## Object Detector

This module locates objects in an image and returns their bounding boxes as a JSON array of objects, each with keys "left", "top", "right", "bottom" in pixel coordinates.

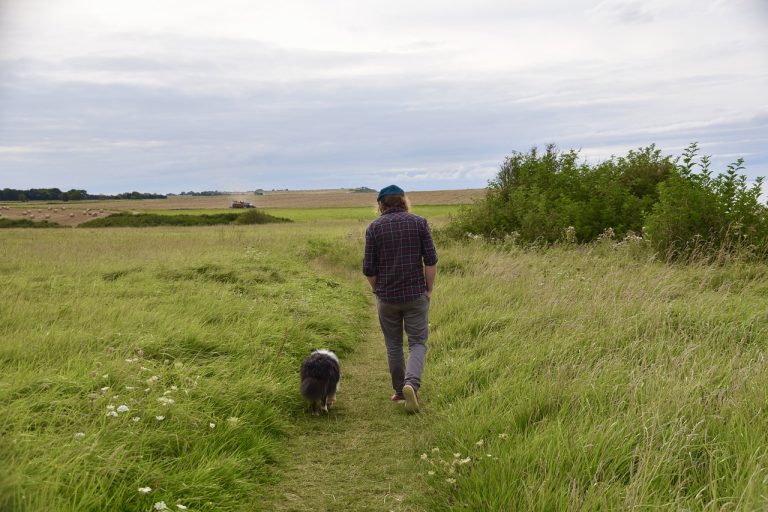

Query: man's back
[{"left": 363, "top": 207, "right": 437, "bottom": 303}]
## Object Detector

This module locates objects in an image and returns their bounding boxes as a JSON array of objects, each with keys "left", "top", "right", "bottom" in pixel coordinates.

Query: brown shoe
[
  {"left": 403, "top": 384, "right": 419, "bottom": 413},
  {"left": 391, "top": 393, "right": 405, "bottom": 403}
]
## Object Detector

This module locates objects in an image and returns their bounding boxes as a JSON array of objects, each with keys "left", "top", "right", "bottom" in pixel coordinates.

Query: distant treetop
[{"left": 0, "top": 188, "right": 166, "bottom": 201}]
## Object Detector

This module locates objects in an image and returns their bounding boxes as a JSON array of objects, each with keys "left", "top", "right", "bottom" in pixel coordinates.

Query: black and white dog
[{"left": 300, "top": 349, "right": 341, "bottom": 415}]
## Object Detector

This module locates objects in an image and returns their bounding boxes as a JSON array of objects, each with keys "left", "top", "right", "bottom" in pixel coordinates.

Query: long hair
[{"left": 377, "top": 194, "right": 410, "bottom": 213}]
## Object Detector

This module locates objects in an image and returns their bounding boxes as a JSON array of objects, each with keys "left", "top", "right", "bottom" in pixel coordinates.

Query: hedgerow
[
  {"left": 79, "top": 210, "right": 291, "bottom": 228},
  {"left": 445, "top": 143, "right": 768, "bottom": 260}
]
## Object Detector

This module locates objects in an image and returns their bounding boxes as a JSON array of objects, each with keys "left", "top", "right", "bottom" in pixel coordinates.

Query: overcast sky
[{"left": 1, "top": 0, "right": 766, "bottom": 194}]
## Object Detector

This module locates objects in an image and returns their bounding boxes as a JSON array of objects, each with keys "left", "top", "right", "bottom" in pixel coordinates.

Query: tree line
[{"left": 0, "top": 188, "right": 167, "bottom": 201}]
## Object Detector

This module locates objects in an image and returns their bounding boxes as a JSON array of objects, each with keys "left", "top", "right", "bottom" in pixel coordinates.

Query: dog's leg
[
  {"left": 321, "top": 395, "right": 329, "bottom": 413},
  {"left": 327, "top": 393, "right": 336, "bottom": 408},
  {"left": 311, "top": 402, "right": 319, "bottom": 416}
]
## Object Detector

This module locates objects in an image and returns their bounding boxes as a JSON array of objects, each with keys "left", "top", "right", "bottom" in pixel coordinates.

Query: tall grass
[
  {"left": 0, "top": 224, "right": 368, "bottom": 511},
  {"left": 313, "top": 232, "right": 768, "bottom": 510},
  {"left": 4, "top": 217, "right": 768, "bottom": 510}
]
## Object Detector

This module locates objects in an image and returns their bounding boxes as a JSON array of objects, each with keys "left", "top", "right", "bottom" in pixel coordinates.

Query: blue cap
[{"left": 377, "top": 184, "right": 405, "bottom": 202}]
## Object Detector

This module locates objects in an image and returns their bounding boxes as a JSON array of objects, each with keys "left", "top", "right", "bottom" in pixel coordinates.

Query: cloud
[
  {"left": 591, "top": 0, "right": 655, "bottom": 23},
  {"left": 0, "top": 1, "right": 766, "bottom": 193}
]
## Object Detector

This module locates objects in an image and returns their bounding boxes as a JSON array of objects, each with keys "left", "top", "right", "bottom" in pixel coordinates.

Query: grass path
[{"left": 263, "top": 304, "right": 432, "bottom": 512}]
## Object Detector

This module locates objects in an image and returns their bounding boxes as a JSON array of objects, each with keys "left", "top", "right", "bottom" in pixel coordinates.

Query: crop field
[
  {"left": 3, "top": 195, "right": 768, "bottom": 511},
  {"left": 0, "top": 189, "right": 482, "bottom": 227}
]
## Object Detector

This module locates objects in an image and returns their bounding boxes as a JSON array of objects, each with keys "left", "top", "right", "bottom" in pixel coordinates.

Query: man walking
[{"left": 363, "top": 185, "right": 438, "bottom": 413}]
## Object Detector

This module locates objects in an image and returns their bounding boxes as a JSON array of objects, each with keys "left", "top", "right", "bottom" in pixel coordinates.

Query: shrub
[
  {"left": 645, "top": 144, "right": 768, "bottom": 261},
  {"left": 445, "top": 143, "right": 768, "bottom": 261},
  {"left": 445, "top": 144, "right": 674, "bottom": 243}
]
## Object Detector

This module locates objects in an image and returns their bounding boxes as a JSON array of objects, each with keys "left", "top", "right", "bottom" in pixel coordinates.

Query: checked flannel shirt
[{"left": 363, "top": 207, "right": 438, "bottom": 303}]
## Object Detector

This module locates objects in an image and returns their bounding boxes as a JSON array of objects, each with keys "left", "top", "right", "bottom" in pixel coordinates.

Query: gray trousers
[{"left": 377, "top": 294, "right": 430, "bottom": 393}]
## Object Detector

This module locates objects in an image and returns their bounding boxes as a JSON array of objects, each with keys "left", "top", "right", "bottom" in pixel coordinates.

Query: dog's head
[{"left": 310, "top": 348, "right": 339, "bottom": 364}]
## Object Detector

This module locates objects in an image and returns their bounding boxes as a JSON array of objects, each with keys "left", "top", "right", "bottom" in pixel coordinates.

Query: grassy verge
[
  {"left": 79, "top": 210, "right": 291, "bottom": 227},
  {"left": 0, "top": 224, "right": 367, "bottom": 511},
  {"left": 416, "top": 241, "right": 768, "bottom": 509}
]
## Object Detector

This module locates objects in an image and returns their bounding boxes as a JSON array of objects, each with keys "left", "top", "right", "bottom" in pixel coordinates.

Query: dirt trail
[{"left": 264, "top": 308, "right": 431, "bottom": 512}]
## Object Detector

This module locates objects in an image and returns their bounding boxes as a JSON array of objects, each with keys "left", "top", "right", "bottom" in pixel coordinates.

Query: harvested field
[{"left": 0, "top": 189, "right": 483, "bottom": 226}]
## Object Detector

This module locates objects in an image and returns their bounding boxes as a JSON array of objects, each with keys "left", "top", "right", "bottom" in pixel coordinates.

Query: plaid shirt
[{"left": 363, "top": 208, "right": 438, "bottom": 303}]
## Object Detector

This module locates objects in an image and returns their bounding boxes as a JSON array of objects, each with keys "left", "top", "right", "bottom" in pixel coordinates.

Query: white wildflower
[
  {"left": 102, "top": 374, "right": 109, "bottom": 379},
  {"left": 432, "top": 447, "right": 440, "bottom": 453},
  {"left": 453, "top": 453, "right": 461, "bottom": 458},
  {"left": 446, "top": 478, "right": 456, "bottom": 484},
  {"left": 117, "top": 405, "right": 129, "bottom": 413},
  {"left": 170, "top": 385, "right": 178, "bottom": 391},
  {"left": 156, "top": 416, "right": 165, "bottom": 421},
  {"left": 140, "top": 366, "right": 149, "bottom": 371},
  {"left": 176, "top": 505, "right": 188, "bottom": 510},
  {"left": 420, "top": 453, "right": 428, "bottom": 460},
  {"left": 146, "top": 375, "right": 159, "bottom": 385},
  {"left": 428, "top": 470, "right": 435, "bottom": 476},
  {"left": 476, "top": 439, "right": 484, "bottom": 447},
  {"left": 157, "top": 397, "right": 175, "bottom": 406},
  {"left": 227, "top": 416, "right": 240, "bottom": 426},
  {"left": 125, "top": 386, "right": 135, "bottom": 390},
  {"left": 100, "top": 387, "right": 110, "bottom": 393},
  {"left": 154, "top": 501, "right": 169, "bottom": 511},
  {"left": 163, "top": 390, "right": 173, "bottom": 396},
  {"left": 209, "top": 423, "right": 216, "bottom": 429},
  {"left": 131, "top": 417, "right": 141, "bottom": 422},
  {"left": 106, "top": 405, "right": 115, "bottom": 411},
  {"left": 74, "top": 432, "right": 85, "bottom": 439},
  {"left": 138, "top": 486, "right": 152, "bottom": 494},
  {"left": 498, "top": 433, "right": 509, "bottom": 440},
  {"left": 107, "top": 411, "right": 119, "bottom": 417},
  {"left": 459, "top": 457, "right": 471, "bottom": 465},
  {"left": 125, "top": 358, "right": 136, "bottom": 363}
]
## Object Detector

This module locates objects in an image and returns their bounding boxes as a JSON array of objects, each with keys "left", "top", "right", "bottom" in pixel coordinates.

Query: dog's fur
[{"left": 300, "top": 349, "right": 341, "bottom": 415}]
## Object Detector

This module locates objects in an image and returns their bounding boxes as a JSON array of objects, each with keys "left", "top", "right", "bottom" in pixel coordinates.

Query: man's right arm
[
  {"left": 420, "top": 218, "right": 438, "bottom": 298},
  {"left": 424, "top": 264, "right": 437, "bottom": 298}
]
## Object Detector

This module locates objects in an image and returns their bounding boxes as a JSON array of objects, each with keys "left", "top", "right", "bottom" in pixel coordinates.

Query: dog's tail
[{"left": 300, "top": 377, "right": 326, "bottom": 402}]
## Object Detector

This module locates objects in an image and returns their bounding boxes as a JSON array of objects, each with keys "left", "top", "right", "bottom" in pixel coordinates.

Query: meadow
[{"left": 2, "top": 201, "right": 768, "bottom": 511}]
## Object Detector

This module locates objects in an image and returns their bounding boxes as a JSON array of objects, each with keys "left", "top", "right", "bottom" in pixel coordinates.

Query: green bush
[
  {"left": 445, "top": 143, "right": 768, "bottom": 261},
  {"left": 645, "top": 144, "right": 768, "bottom": 261},
  {"left": 445, "top": 144, "right": 674, "bottom": 243}
]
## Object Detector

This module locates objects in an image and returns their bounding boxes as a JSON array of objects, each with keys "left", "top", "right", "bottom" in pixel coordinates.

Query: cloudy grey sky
[{"left": 1, "top": 0, "right": 766, "bottom": 194}]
